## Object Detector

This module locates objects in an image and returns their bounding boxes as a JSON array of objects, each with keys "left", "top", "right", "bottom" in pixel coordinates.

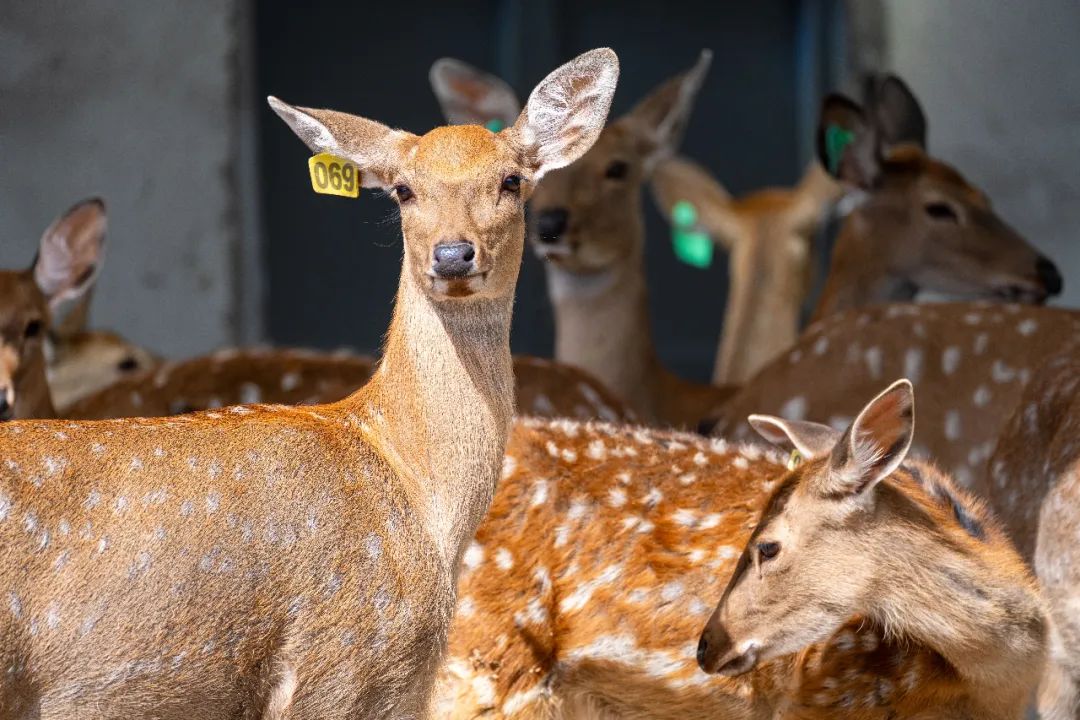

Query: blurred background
[{"left": 2, "top": 0, "right": 1078, "bottom": 381}]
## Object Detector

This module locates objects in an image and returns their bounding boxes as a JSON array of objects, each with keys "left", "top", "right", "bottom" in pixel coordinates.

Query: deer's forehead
[{"left": 408, "top": 125, "right": 513, "bottom": 182}]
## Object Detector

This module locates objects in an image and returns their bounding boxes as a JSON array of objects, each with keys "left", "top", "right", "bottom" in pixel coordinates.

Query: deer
[
  {"left": 63, "top": 349, "right": 633, "bottom": 424},
  {"left": 810, "top": 74, "right": 1060, "bottom": 320},
  {"left": 980, "top": 353, "right": 1080, "bottom": 719},
  {"left": 649, "top": 157, "right": 840, "bottom": 384},
  {"left": 710, "top": 302, "right": 1080, "bottom": 487},
  {"left": 0, "top": 46, "right": 619, "bottom": 717},
  {"left": 698, "top": 379, "right": 1046, "bottom": 719},
  {"left": 0, "top": 197, "right": 116, "bottom": 421},
  {"left": 431, "top": 51, "right": 737, "bottom": 429},
  {"left": 433, "top": 381, "right": 1044, "bottom": 718}
]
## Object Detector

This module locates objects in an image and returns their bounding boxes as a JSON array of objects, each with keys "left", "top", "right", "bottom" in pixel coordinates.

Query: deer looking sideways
[
  {"left": 0, "top": 47, "right": 619, "bottom": 718},
  {"left": 432, "top": 51, "right": 737, "bottom": 428},
  {"left": 436, "top": 381, "right": 1045, "bottom": 718}
]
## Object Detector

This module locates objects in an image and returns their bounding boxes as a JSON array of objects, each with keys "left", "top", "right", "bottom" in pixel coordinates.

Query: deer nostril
[
  {"left": 0, "top": 390, "right": 12, "bottom": 421},
  {"left": 536, "top": 208, "right": 569, "bottom": 243},
  {"left": 696, "top": 635, "right": 709, "bottom": 669},
  {"left": 432, "top": 242, "right": 477, "bottom": 279},
  {"left": 1036, "top": 256, "right": 1063, "bottom": 296}
]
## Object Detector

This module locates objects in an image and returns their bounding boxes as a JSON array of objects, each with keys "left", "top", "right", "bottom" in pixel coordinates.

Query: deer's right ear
[
  {"left": 816, "top": 94, "right": 879, "bottom": 188},
  {"left": 429, "top": 58, "right": 521, "bottom": 127},
  {"left": 33, "top": 198, "right": 107, "bottom": 311},
  {"left": 511, "top": 48, "right": 619, "bottom": 181},
  {"left": 866, "top": 74, "right": 926, "bottom": 150},
  {"left": 267, "top": 97, "right": 417, "bottom": 189},
  {"left": 748, "top": 415, "right": 841, "bottom": 461}
]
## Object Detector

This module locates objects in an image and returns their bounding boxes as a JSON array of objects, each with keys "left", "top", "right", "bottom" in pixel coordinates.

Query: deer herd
[{"left": 0, "top": 45, "right": 1076, "bottom": 719}]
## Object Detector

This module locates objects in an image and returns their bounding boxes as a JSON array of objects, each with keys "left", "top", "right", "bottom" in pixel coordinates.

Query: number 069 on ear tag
[{"left": 308, "top": 153, "right": 361, "bottom": 198}]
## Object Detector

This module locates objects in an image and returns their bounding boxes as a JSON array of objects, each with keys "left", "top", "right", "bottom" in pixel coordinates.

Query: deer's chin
[{"left": 428, "top": 272, "right": 490, "bottom": 300}]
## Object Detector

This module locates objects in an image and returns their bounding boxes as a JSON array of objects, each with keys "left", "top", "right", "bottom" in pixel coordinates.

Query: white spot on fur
[
  {"left": 1017, "top": 318, "right": 1038, "bottom": 336},
  {"left": 942, "top": 346, "right": 961, "bottom": 375},
  {"left": 864, "top": 347, "right": 883, "bottom": 379},
  {"left": 813, "top": 337, "right": 829, "bottom": 355},
  {"left": 972, "top": 385, "right": 992, "bottom": 407},
  {"left": 780, "top": 396, "right": 807, "bottom": 421},
  {"left": 463, "top": 542, "right": 484, "bottom": 570},
  {"left": 560, "top": 564, "right": 622, "bottom": 612},
  {"left": 903, "top": 348, "right": 923, "bottom": 382},
  {"left": 531, "top": 479, "right": 548, "bottom": 507},
  {"left": 280, "top": 372, "right": 301, "bottom": 392},
  {"left": 608, "top": 487, "right": 627, "bottom": 507},
  {"left": 944, "top": 410, "right": 962, "bottom": 440},
  {"left": 495, "top": 548, "right": 514, "bottom": 571},
  {"left": 501, "top": 455, "right": 516, "bottom": 479}
]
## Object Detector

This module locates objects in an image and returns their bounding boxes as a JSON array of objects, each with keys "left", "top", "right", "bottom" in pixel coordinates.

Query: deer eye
[
  {"left": 757, "top": 541, "right": 781, "bottom": 562},
  {"left": 117, "top": 357, "right": 140, "bottom": 372},
  {"left": 23, "top": 320, "right": 42, "bottom": 339},
  {"left": 501, "top": 174, "right": 523, "bottom": 194},
  {"left": 393, "top": 184, "right": 414, "bottom": 202},
  {"left": 604, "top": 160, "right": 629, "bottom": 180},
  {"left": 924, "top": 202, "right": 959, "bottom": 222}
]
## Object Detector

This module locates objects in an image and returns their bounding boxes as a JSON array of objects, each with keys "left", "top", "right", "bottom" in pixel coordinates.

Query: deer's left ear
[
  {"left": 429, "top": 58, "right": 521, "bottom": 127},
  {"left": 34, "top": 198, "right": 107, "bottom": 311},
  {"left": 817, "top": 379, "right": 915, "bottom": 498},
  {"left": 748, "top": 415, "right": 840, "bottom": 461}
]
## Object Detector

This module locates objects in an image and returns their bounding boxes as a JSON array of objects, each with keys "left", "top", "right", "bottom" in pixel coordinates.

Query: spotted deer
[
  {"left": 431, "top": 51, "right": 736, "bottom": 428},
  {"left": 811, "top": 74, "right": 1060, "bottom": 320},
  {"left": 649, "top": 157, "right": 840, "bottom": 384},
  {"left": 699, "top": 380, "right": 1046, "bottom": 719},
  {"left": 434, "top": 381, "right": 1043, "bottom": 718},
  {"left": 0, "top": 198, "right": 113, "bottom": 421},
  {"left": 64, "top": 350, "right": 632, "bottom": 424},
  {"left": 982, "top": 354, "right": 1080, "bottom": 719},
  {"left": 711, "top": 302, "right": 1080, "bottom": 487},
  {"left": 0, "top": 48, "right": 619, "bottom": 717}
]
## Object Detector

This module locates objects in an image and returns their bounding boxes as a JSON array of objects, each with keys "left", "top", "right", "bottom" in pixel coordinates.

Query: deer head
[
  {"left": 698, "top": 379, "right": 915, "bottom": 676},
  {"left": 271, "top": 48, "right": 618, "bottom": 305},
  {"left": 815, "top": 75, "right": 1061, "bottom": 317},
  {"left": 0, "top": 198, "right": 106, "bottom": 420}
]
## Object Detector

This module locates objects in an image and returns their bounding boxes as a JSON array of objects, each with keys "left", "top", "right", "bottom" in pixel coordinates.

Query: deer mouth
[
  {"left": 713, "top": 644, "right": 759, "bottom": 677},
  {"left": 429, "top": 271, "right": 490, "bottom": 299},
  {"left": 991, "top": 283, "right": 1049, "bottom": 305}
]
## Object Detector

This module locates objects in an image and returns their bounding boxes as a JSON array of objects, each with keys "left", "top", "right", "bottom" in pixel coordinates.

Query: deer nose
[
  {"left": 696, "top": 634, "right": 710, "bottom": 669},
  {"left": 432, "top": 241, "right": 476, "bottom": 279},
  {"left": 0, "top": 388, "right": 13, "bottom": 421},
  {"left": 536, "top": 208, "right": 569, "bottom": 243},
  {"left": 1036, "top": 256, "right": 1063, "bottom": 297}
]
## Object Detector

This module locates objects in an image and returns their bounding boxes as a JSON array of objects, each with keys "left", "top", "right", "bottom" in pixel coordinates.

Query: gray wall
[
  {"left": 0, "top": 0, "right": 259, "bottom": 357},
  {"left": 877, "top": 0, "right": 1080, "bottom": 307}
]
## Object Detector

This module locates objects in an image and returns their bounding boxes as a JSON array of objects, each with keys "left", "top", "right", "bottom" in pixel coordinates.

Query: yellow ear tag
[
  {"left": 308, "top": 153, "right": 361, "bottom": 198},
  {"left": 786, "top": 450, "right": 803, "bottom": 471}
]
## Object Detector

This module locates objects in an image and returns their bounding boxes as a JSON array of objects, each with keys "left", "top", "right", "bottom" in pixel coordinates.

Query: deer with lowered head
[
  {"left": 431, "top": 51, "right": 735, "bottom": 429},
  {"left": 698, "top": 379, "right": 1046, "bottom": 719},
  {"left": 0, "top": 47, "right": 619, "bottom": 717},
  {"left": 433, "top": 381, "right": 1042, "bottom": 718}
]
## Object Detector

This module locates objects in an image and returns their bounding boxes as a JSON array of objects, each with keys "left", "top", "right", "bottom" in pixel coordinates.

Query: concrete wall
[
  {"left": 877, "top": 0, "right": 1080, "bottom": 307},
  {"left": 0, "top": 0, "right": 258, "bottom": 357}
]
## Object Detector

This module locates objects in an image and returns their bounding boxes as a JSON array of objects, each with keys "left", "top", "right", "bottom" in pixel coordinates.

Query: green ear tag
[
  {"left": 824, "top": 125, "right": 855, "bottom": 175},
  {"left": 670, "top": 200, "right": 714, "bottom": 269},
  {"left": 484, "top": 119, "right": 506, "bottom": 132}
]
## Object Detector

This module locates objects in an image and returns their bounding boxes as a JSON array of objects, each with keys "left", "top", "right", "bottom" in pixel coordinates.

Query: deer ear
[
  {"left": 867, "top": 74, "right": 926, "bottom": 150},
  {"left": 818, "top": 379, "right": 915, "bottom": 498},
  {"left": 33, "top": 198, "right": 107, "bottom": 311},
  {"left": 510, "top": 48, "right": 619, "bottom": 181},
  {"left": 267, "top": 96, "right": 417, "bottom": 189},
  {"left": 816, "top": 93, "right": 880, "bottom": 188},
  {"left": 749, "top": 415, "right": 840, "bottom": 460},
  {"left": 649, "top": 155, "right": 744, "bottom": 251},
  {"left": 430, "top": 58, "right": 521, "bottom": 128},
  {"left": 620, "top": 49, "right": 712, "bottom": 171}
]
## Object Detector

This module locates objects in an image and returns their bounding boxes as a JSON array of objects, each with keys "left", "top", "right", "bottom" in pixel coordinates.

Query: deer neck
[
  {"left": 811, "top": 211, "right": 916, "bottom": 322},
  {"left": 15, "top": 356, "right": 56, "bottom": 419},
  {"left": 546, "top": 253, "right": 661, "bottom": 422},
  {"left": 864, "top": 485, "right": 1046, "bottom": 701},
  {"left": 358, "top": 270, "right": 515, "bottom": 566}
]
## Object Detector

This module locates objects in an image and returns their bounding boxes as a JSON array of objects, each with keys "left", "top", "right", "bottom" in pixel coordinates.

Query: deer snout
[
  {"left": 0, "top": 386, "right": 12, "bottom": 421},
  {"left": 432, "top": 241, "right": 477, "bottom": 279},
  {"left": 535, "top": 208, "right": 569, "bottom": 243},
  {"left": 1037, "top": 255, "right": 1063, "bottom": 298}
]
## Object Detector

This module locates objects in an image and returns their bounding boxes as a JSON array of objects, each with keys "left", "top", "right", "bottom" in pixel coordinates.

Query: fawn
[
  {"left": 711, "top": 302, "right": 1080, "bottom": 487},
  {"left": 983, "top": 353, "right": 1080, "bottom": 718},
  {"left": 432, "top": 51, "right": 735, "bottom": 428},
  {"left": 0, "top": 198, "right": 110, "bottom": 421},
  {"left": 0, "top": 47, "right": 618, "bottom": 717},
  {"left": 434, "top": 382, "right": 1042, "bottom": 718},
  {"left": 700, "top": 379, "right": 1045, "bottom": 719},
  {"left": 649, "top": 156, "right": 840, "bottom": 384},
  {"left": 812, "top": 74, "right": 1060, "bottom": 319}
]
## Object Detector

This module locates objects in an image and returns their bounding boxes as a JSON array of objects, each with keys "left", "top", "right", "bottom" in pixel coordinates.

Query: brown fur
[
  {"left": 65, "top": 350, "right": 633, "bottom": 425},
  {"left": 0, "top": 48, "right": 620, "bottom": 717},
  {"left": 712, "top": 302, "right": 1080, "bottom": 488},
  {"left": 701, "top": 382, "right": 1045, "bottom": 719},
  {"left": 650, "top": 159, "right": 840, "bottom": 384},
  {"left": 985, "top": 354, "right": 1080, "bottom": 718}
]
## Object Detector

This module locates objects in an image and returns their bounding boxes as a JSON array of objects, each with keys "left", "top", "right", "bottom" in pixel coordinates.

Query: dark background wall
[{"left": 255, "top": 0, "right": 830, "bottom": 381}]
